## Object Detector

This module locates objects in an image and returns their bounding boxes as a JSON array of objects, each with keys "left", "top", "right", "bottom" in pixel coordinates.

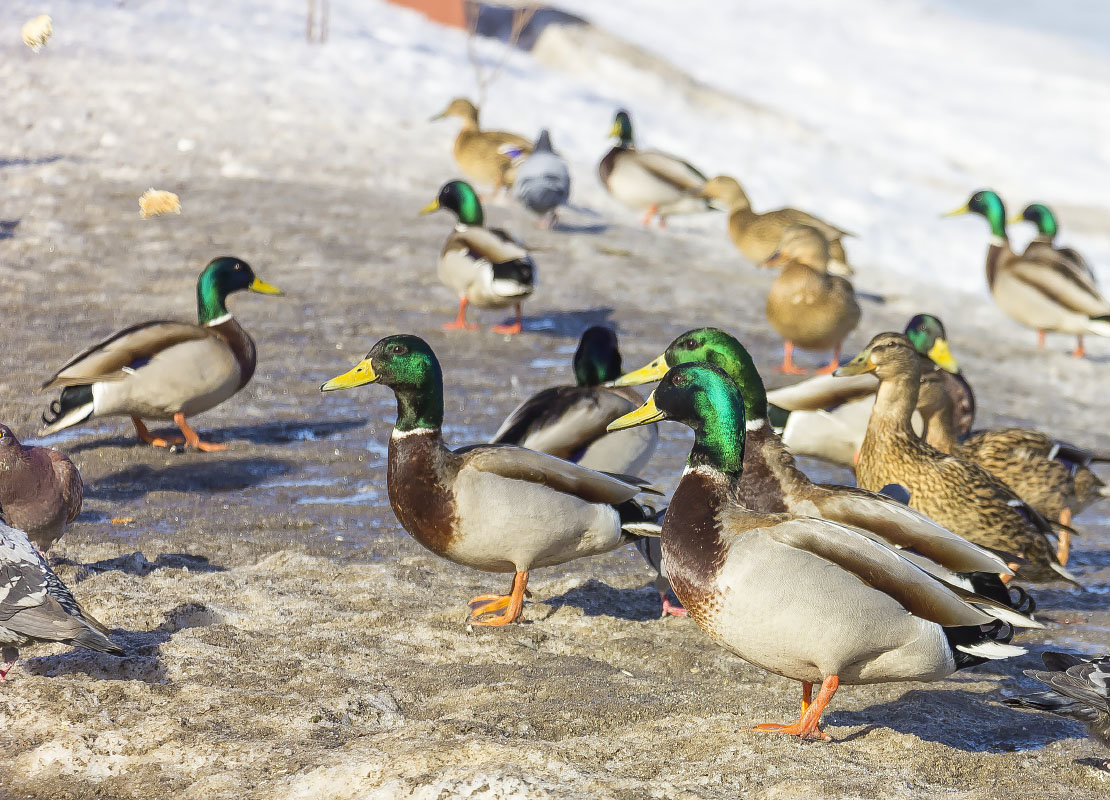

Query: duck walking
[
  {"left": 598, "top": 110, "right": 710, "bottom": 228},
  {"left": 0, "top": 425, "right": 82, "bottom": 553},
  {"left": 40, "top": 257, "right": 282, "bottom": 451},
  {"left": 321, "top": 335, "right": 657, "bottom": 626},
  {"left": 944, "top": 190, "right": 1110, "bottom": 357},
  {"left": 421, "top": 180, "right": 535, "bottom": 334},
  {"left": 607, "top": 362, "right": 1034, "bottom": 740}
]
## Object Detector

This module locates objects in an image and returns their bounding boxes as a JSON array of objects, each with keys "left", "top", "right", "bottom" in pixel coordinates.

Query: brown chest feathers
[
  {"left": 387, "top": 431, "right": 458, "bottom": 556},
  {"left": 663, "top": 470, "right": 730, "bottom": 621}
]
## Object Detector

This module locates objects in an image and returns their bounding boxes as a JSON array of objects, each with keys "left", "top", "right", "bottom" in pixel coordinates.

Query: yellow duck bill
[
  {"left": 941, "top": 203, "right": 970, "bottom": 218},
  {"left": 419, "top": 198, "right": 440, "bottom": 215},
  {"left": 833, "top": 349, "right": 876, "bottom": 376},
  {"left": 249, "top": 278, "right": 284, "bottom": 295},
  {"left": 928, "top": 338, "right": 960, "bottom": 373},
  {"left": 320, "top": 359, "right": 377, "bottom": 392},
  {"left": 607, "top": 392, "right": 665, "bottom": 431},
  {"left": 607, "top": 355, "right": 668, "bottom": 387}
]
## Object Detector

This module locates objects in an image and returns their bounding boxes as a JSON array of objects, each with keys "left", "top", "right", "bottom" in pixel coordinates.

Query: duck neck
[
  {"left": 872, "top": 369, "right": 920, "bottom": 439},
  {"left": 196, "top": 276, "right": 231, "bottom": 326},
  {"left": 393, "top": 370, "right": 445, "bottom": 434},
  {"left": 920, "top": 397, "right": 959, "bottom": 453},
  {"left": 689, "top": 406, "right": 746, "bottom": 479}
]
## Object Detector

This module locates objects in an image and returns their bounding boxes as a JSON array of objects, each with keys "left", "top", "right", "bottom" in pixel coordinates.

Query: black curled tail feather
[
  {"left": 947, "top": 620, "right": 1016, "bottom": 670},
  {"left": 966, "top": 573, "right": 1036, "bottom": 614},
  {"left": 41, "top": 384, "right": 93, "bottom": 427},
  {"left": 491, "top": 257, "right": 535, "bottom": 286},
  {"left": 616, "top": 500, "right": 663, "bottom": 543}
]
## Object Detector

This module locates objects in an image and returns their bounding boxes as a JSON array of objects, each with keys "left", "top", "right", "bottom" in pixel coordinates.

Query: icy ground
[{"left": 1, "top": 1, "right": 1109, "bottom": 798}]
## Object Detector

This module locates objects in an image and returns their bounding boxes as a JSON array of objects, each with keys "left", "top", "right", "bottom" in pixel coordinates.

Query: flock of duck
[{"left": 1, "top": 99, "right": 1108, "bottom": 752}]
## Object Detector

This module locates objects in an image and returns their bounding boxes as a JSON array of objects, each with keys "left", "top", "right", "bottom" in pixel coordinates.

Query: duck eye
[
  {"left": 672, "top": 373, "right": 689, "bottom": 387},
  {"left": 387, "top": 344, "right": 407, "bottom": 356},
  {"left": 681, "top": 339, "right": 696, "bottom": 350}
]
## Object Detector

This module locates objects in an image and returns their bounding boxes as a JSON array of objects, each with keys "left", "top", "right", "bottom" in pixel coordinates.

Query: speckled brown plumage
[
  {"left": 700, "top": 176, "right": 853, "bottom": 271},
  {"left": 917, "top": 373, "right": 1105, "bottom": 521},
  {"left": 432, "top": 98, "right": 532, "bottom": 191},
  {"left": 0, "top": 425, "right": 82, "bottom": 553},
  {"left": 853, "top": 334, "right": 1067, "bottom": 580}
]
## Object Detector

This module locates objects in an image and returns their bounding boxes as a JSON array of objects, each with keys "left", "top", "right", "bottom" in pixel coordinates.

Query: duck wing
[
  {"left": 454, "top": 443, "right": 649, "bottom": 504},
  {"left": 42, "top": 321, "right": 210, "bottom": 388},
  {"left": 491, "top": 386, "right": 637, "bottom": 460},
  {"left": 810, "top": 485, "right": 1011, "bottom": 575},
  {"left": 751, "top": 515, "right": 994, "bottom": 627},
  {"left": 634, "top": 150, "right": 708, "bottom": 192}
]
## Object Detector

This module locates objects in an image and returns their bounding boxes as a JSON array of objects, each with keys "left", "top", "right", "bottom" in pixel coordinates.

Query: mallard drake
[
  {"left": 916, "top": 373, "right": 1107, "bottom": 566},
  {"left": 1, "top": 521, "right": 123, "bottom": 680},
  {"left": 0, "top": 425, "right": 82, "bottom": 553},
  {"left": 767, "top": 314, "right": 974, "bottom": 468},
  {"left": 1004, "top": 651, "right": 1110, "bottom": 758},
  {"left": 598, "top": 109, "right": 710, "bottom": 228},
  {"left": 612, "top": 327, "right": 1028, "bottom": 617},
  {"left": 764, "top": 225, "right": 860, "bottom": 374},
  {"left": 839, "top": 333, "right": 1077, "bottom": 584},
  {"left": 491, "top": 326, "right": 658, "bottom": 475},
  {"left": 944, "top": 190, "right": 1110, "bottom": 357},
  {"left": 420, "top": 180, "right": 535, "bottom": 335},
  {"left": 320, "top": 334, "right": 658, "bottom": 626},
  {"left": 430, "top": 97, "right": 532, "bottom": 196},
  {"left": 512, "top": 129, "right": 571, "bottom": 228},
  {"left": 1012, "top": 203, "right": 1096, "bottom": 284},
  {"left": 40, "top": 257, "right": 282, "bottom": 451},
  {"left": 607, "top": 361, "right": 1034, "bottom": 740},
  {"left": 698, "top": 175, "right": 854, "bottom": 275}
]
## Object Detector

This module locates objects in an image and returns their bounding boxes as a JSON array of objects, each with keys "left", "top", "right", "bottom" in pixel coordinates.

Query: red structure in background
[{"left": 387, "top": 0, "right": 467, "bottom": 28}]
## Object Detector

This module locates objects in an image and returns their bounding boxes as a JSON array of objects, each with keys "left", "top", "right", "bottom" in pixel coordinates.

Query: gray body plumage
[
  {"left": 512, "top": 130, "right": 570, "bottom": 217},
  {"left": 0, "top": 521, "right": 122, "bottom": 668},
  {"left": 1006, "top": 651, "right": 1110, "bottom": 749}
]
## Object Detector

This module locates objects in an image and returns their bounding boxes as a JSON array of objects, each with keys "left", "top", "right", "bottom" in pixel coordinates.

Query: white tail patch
[
  {"left": 1087, "top": 318, "right": 1110, "bottom": 338},
  {"left": 967, "top": 602, "right": 1044, "bottom": 630},
  {"left": 956, "top": 641, "right": 1026, "bottom": 660},
  {"left": 622, "top": 522, "right": 662, "bottom": 538},
  {"left": 40, "top": 401, "right": 94, "bottom": 436}
]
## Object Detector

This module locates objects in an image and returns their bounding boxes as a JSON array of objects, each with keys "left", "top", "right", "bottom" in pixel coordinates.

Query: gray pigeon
[
  {"left": 1005, "top": 651, "right": 1110, "bottom": 756},
  {"left": 1, "top": 521, "right": 122, "bottom": 680},
  {"left": 512, "top": 129, "right": 571, "bottom": 227},
  {"left": 0, "top": 424, "right": 83, "bottom": 552}
]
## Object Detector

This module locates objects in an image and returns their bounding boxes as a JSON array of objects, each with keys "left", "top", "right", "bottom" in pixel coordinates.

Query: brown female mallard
[
  {"left": 431, "top": 97, "right": 532, "bottom": 196},
  {"left": 699, "top": 175, "right": 854, "bottom": 275},
  {"left": 839, "top": 332, "right": 1078, "bottom": 584},
  {"left": 764, "top": 225, "right": 860, "bottom": 374}
]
